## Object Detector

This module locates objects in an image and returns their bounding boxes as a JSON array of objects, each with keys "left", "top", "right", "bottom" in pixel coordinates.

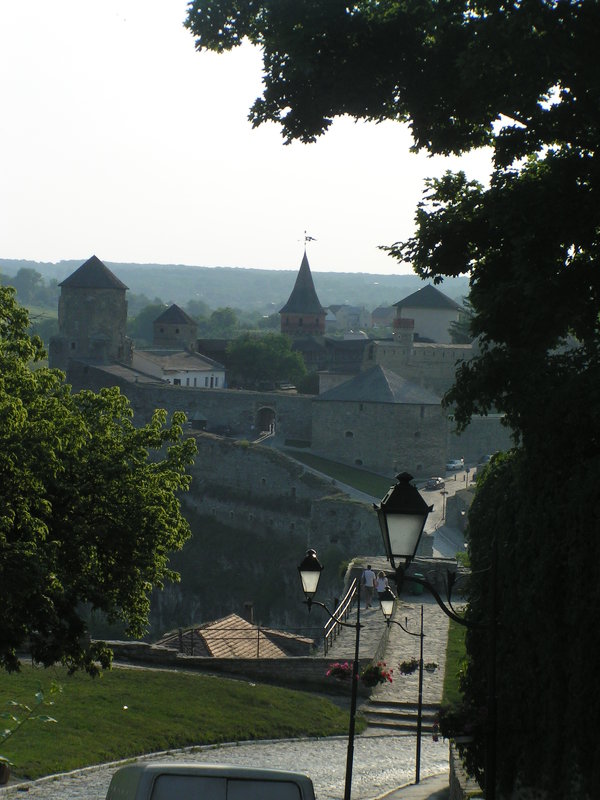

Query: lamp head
[
  {"left": 379, "top": 586, "right": 397, "bottom": 621},
  {"left": 374, "top": 472, "right": 433, "bottom": 570},
  {"left": 297, "top": 549, "right": 323, "bottom": 600}
]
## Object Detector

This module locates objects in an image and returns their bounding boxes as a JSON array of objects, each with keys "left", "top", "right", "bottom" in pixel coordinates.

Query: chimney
[{"left": 243, "top": 601, "right": 254, "bottom": 624}]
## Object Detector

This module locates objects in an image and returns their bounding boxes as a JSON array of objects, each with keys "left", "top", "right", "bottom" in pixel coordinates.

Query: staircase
[{"left": 361, "top": 698, "right": 440, "bottom": 734}]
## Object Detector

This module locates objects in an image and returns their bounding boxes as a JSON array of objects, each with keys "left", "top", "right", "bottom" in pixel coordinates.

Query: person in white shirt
[
  {"left": 362, "top": 565, "right": 376, "bottom": 608},
  {"left": 375, "top": 570, "right": 389, "bottom": 597}
]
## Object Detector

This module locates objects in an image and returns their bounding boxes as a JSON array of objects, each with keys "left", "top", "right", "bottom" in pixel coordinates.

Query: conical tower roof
[
  {"left": 59, "top": 255, "right": 128, "bottom": 290},
  {"left": 154, "top": 304, "right": 196, "bottom": 325},
  {"left": 279, "top": 251, "right": 325, "bottom": 315}
]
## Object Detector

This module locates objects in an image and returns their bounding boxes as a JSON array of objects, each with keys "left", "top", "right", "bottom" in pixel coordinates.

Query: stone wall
[
  {"left": 311, "top": 399, "right": 448, "bottom": 477},
  {"left": 448, "top": 414, "right": 513, "bottom": 464},
  {"left": 184, "top": 434, "right": 383, "bottom": 558},
  {"left": 65, "top": 362, "right": 313, "bottom": 440},
  {"left": 368, "top": 340, "right": 473, "bottom": 397},
  {"left": 106, "top": 639, "right": 373, "bottom": 697}
]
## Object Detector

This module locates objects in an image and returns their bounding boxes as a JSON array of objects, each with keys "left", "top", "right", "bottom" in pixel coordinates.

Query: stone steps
[{"left": 361, "top": 700, "right": 440, "bottom": 733}]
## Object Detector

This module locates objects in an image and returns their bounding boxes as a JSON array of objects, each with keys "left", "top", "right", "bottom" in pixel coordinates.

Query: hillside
[{"left": 0, "top": 257, "right": 470, "bottom": 312}]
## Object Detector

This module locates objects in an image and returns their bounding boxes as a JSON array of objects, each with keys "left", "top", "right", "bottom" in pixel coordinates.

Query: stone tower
[
  {"left": 279, "top": 250, "right": 326, "bottom": 336},
  {"left": 153, "top": 304, "right": 198, "bottom": 350},
  {"left": 49, "top": 255, "right": 132, "bottom": 371}
]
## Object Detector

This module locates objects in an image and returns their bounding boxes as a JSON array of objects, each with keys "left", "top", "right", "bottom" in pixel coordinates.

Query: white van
[{"left": 105, "top": 763, "right": 316, "bottom": 800}]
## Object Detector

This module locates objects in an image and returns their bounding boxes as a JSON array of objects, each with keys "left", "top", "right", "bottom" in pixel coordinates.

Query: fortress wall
[
  {"left": 185, "top": 434, "right": 382, "bottom": 557},
  {"left": 311, "top": 400, "right": 448, "bottom": 478},
  {"left": 448, "top": 414, "right": 514, "bottom": 463},
  {"left": 65, "top": 363, "right": 313, "bottom": 439}
]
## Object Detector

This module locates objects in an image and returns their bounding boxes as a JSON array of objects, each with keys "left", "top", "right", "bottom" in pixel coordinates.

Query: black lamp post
[
  {"left": 298, "top": 549, "right": 362, "bottom": 800},
  {"left": 374, "top": 473, "right": 497, "bottom": 800},
  {"left": 379, "top": 587, "right": 426, "bottom": 785}
]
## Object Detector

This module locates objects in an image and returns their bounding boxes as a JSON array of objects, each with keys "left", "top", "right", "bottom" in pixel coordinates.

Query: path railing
[{"left": 323, "top": 578, "right": 358, "bottom": 656}]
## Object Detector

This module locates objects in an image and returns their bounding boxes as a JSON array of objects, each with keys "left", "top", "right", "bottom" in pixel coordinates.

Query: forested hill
[{"left": 0, "top": 258, "right": 469, "bottom": 312}]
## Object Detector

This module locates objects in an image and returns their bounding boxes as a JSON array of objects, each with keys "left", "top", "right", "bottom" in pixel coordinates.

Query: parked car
[
  {"left": 446, "top": 458, "right": 464, "bottom": 471},
  {"left": 425, "top": 476, "right": 445, "bottom": 490}
]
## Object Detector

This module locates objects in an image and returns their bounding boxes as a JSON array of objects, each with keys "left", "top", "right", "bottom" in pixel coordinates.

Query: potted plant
[
  {"left": 360, "top": 661, "right": 393, "bottom": 687},
  {"left": 326, "top": 661, "right": 353, "bottom": 681}
]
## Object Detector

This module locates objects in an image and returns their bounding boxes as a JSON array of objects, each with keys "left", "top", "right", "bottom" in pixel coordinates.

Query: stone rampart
[
  {"left": 185, "top": 435, "right": 382, "bottom": 557},
  {"left": 311, "top": 399, "right": 447, "bottom": 477},
  {"left": 65, "top": 362, "right": 313, "bottom": 440}
]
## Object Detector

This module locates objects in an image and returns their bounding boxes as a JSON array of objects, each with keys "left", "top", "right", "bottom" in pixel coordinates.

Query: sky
[{"left": 0, "top": 1, "right": 493, "bottom": 275}]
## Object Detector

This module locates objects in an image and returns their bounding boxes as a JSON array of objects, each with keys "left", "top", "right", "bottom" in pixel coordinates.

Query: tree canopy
[
  {"left": 0, "top": 287, "right": 197, "bottom": 674},
  {"left": 226, "top": 333, "right": 306, "bottom": 389},
  {"left": 186, "top": 2, "right": 600, "bottom": 795}
]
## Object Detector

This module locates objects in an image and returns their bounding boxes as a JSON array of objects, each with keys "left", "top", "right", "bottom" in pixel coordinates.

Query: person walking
[
  {"left": 362, "top": 564, "right": 376, "bottom": 609},
  {"left": 375, "top": 570, "right": 389, "bottom": 599}
]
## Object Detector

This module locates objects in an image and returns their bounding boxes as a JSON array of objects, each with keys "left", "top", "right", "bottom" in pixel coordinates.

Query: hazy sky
[{"left": 1, "top": 1, "right": 492, "bottom": 274}]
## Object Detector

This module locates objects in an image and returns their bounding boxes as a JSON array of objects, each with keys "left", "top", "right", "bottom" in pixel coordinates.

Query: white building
[{"left": 133, "top": 350, "right": 226, "bottom": 389}]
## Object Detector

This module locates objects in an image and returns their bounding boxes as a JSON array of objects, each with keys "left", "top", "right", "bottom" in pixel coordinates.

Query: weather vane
[{"left": 304, "top": 230, "right": 317, "bottom": 244}]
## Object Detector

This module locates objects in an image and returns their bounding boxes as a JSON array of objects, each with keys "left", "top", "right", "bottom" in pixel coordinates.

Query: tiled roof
[
  {"left": 393, "top": 284, "right": 461, "bottom": 311},
  {"left": 58, "top": 255, "right": 128, "bottom": 290},
  {"left": 316, "top": 365, "right": 441, "bottom": 405},
  {"left": 279, "top": 251, "right": 325, "bottom": 315},
  {"left": 154, "top": 304, "right": 196, "bottom": 325},
  {"left": 155, "top": 614, "right": 313, "bottom": 659}
]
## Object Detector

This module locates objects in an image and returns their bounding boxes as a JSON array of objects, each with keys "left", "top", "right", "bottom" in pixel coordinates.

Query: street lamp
[
  {"left": 374, "top": 473, "right": 497, "bottom": 800},
  {"left": 374, "top": 472, "right": 433, "bottom": 570},
  {"left": 379, "top": 587, "right": 427, "bottom": 785},
  {"left": 297, "top": 549, "right": 362, "bottom": 800}
]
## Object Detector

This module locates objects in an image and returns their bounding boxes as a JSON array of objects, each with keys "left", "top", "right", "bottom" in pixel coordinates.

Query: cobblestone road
[{"left": 0, "top": 735, "right": 449, "bottom": 800}]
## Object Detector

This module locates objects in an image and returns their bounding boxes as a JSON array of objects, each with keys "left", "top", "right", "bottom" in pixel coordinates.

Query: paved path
[
  {"left": 0, "top": 736, "right": 449, "bottom": 800},
  {"left": 323, "top": 591, "right": 449, "bottom": 710}
]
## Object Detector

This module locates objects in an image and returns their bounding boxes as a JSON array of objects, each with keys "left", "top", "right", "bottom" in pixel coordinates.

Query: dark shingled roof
[
  {"left": 393, "top": 283, "right": 461, "bottom": 311},
  {"left": 316, "top": 365, "right": 441, "bottom": 405},
  {"left": 58, "top": 255, "right": 128, "bottom": 290},
  {"left": 279, "top": 251, "right": 325, "bottom": 315},
  {"left": 154, "top": 304, "right": 196, "bottom": 325}
]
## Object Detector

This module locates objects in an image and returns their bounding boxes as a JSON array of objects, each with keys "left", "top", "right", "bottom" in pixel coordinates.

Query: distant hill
[{"left": 0, "top": 258, "right": 470, "bottom": 312}]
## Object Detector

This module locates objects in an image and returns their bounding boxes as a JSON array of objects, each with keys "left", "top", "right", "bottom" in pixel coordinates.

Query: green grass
[
  {"left": 0, "top": 665, "right": 355, "bottom": 780},
  {"left": 283, "top": 451, "right": 392, "bottom": 497},
  {"left": 442, "top": 619, "right": 467, "bottom": 707}
]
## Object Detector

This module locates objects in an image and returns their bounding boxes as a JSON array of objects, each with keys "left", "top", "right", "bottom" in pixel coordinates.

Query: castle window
[
  {"left": 291, "top": 487, "right": 296, "bottom": 498},
  {"left": 193, "top": 378, "right": 197, "bottom": 387},
  {"left": 414, "top": 430, "right": 421, "bottom": 439},
  {"left": 359, "top": 403, "right": 364, "bottom": 411},
  {"left": 186, "top": 378, "right": 190, "bottom": 386},
  {"left": 355, "top": 459, "right": 363, "bottom": 466},
  {"left": 298, "top": 317, "right": 303, "bottom": 326},
  {"left": 175, "top": 328, "right": 180, "bottom": 334},
  {"left": 345, "top": 431, "right": 354, "bottom": 438},
  {"left": 205, "top": 377, "right": 209, "bottom": 387},
  {"left": 215, "top": 377, "right": 219, "bottom": 387},
  {"left": 70, "top": 341, "right": 76, "bottom": 350},
  {"left": 420, "top": 405, "right": 425, "bottom": 419},
  {"left": 173, "top": 379, "right": 181, "bottom": 386}
]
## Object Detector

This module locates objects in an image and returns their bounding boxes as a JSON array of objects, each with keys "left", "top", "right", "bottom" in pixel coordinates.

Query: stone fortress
[
  {"left": 48, "top": 254, "right": 511, "bottom": 632},
  {"left": 50, "top": 253, "right": 510, "bottom": 476}
]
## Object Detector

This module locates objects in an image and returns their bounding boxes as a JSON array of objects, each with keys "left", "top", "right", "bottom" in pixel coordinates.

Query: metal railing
[{"left": 323, "top": 578, "right": 358, "bottom": 656}]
